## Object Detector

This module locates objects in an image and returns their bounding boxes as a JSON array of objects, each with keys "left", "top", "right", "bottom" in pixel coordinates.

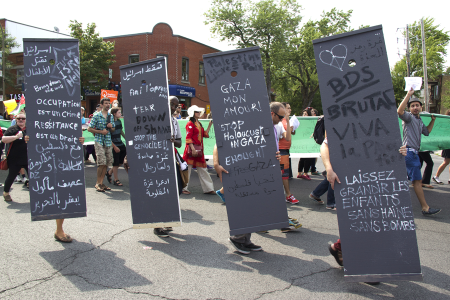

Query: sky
[{"left": 2, "top": 0, "right": 449, "bottom": 69}]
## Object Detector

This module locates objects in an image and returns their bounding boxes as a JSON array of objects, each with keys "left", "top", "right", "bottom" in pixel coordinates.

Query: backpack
[{"left": 313, "top": 117, "right": 325, "bottom": 145}]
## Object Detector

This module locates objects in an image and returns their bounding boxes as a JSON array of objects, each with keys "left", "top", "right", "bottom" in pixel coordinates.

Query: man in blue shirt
[{"left": 88, "top": 98, "right": 115, "bottom": 192}]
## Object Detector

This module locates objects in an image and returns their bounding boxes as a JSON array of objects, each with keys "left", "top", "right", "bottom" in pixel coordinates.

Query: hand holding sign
[{"left": 404, "top": 77, "right": 422, "bottom": 91}]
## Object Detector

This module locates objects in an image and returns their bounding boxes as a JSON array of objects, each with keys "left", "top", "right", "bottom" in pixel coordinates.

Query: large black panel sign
[
  {"left": 120, "top": 57, "right": 181, "bottom": 228},
  {"left": 204, "top": 47, "right": 288, "bottom": 235},
  {"left": 313, "top": 26, "right": 422, "bottom": 282},
  {"left": 23, "top": 39, "right": 86, "bottom": 221}
]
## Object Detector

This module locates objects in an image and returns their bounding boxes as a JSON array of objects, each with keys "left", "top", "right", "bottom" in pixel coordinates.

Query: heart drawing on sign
[{"left": 319, "top": 44, "right": 348, "bottom": 71}]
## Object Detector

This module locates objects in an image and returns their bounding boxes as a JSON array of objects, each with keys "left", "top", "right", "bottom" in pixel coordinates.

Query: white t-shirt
[
  {"left": 172, "top": 116, "right": 182, "bottom": 139},
  {"left": 274, "top": 122, "right": 286, "bottom": 140}
]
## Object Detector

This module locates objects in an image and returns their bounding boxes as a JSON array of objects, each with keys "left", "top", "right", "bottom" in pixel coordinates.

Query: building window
[
  {"left": 199, "top": 62, "right": 205, "bottom": 84},
  {"left": 17, "top": 68, "right": 25, "bottom": 86},
  {"left": 129, "top": 54, "right": 139, "bottom": 64},
  {"left": 181, "top": 58, "right": 189, "bottom": 82}
]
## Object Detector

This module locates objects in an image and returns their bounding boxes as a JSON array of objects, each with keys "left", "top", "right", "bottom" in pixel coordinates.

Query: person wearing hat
[
  {"left": 398, "top": 88, "right": 440, "bottom": 215},
  {"left": 182, "top": 105, "right": 214, "bottom": 194}
]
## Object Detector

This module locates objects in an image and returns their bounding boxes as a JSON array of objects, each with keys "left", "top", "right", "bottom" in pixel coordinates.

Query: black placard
[
  {"left": 120, "top": 57, "right": 181, "bottom": 228},
  {"left": 313, "top": 26, "right": 422, "bottom": 282},
  {"left": 204, "top": 47, "right": 289, "bottom": 235},
  {"left": 23, "top": 38, "right": 86, "bottom": 221}
]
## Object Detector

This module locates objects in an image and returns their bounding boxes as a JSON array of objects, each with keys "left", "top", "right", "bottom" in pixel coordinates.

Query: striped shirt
[{"left": 399, "top": 112, "right": 429, "bottom": 151}]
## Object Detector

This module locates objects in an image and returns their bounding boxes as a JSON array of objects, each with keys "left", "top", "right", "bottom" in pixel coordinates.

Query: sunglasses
[
  {"left": 16, "top": 118, "right": 26, "bottom": 120},
  {"left": 274, "top": 112, "right": 284, "bottom": 120}
]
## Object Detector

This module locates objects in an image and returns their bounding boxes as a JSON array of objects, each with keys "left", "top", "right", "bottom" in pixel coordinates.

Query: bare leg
[
  {"left": 112, "top": 166, "right": 120, "bottom": 181},
  {"left": 413, "top": 180, "right": 429, "bottom": 211},
  {"left": 435, "top": 158, "right": 450, "bottom": 178},
  {"left": 96, "top": 165, "right": 107, "bottom": 185},
  {"left": 220, "top": 187, "right": 224, "bottom": 194},
  {"left": 55, "top": 219, "right": 65, "bottom": 237},
  {"left": 282, "top": 179, "right": 291, "bottom": 197}
]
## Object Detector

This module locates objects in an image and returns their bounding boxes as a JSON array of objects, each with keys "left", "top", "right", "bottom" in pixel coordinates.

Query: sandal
[
  {"left": 101, "top": 184, "right": 111, "bottom": 191},
  {"left": 422, "top": 184, "right": 434, "bottom": 189},
  {"left": 23, "top": 180, "right": 29, "bottom": 188},
  {"left": 328, "top": 244, "right": 343, "bottom": 266},
  {"left": 94, "top": 184, "right": 105, "bottom": 192},
  {"left": 182, "top": 190, "right": 191, "bottom": 195},
  {"left": 54, "top": 233, "right": 73, "bottom": 243},
  {"left": 105, "top": 170, "right": 112, "bottom": 183},
  {"left": 113, "top": 180, "right": 123, "bottom": 186}
]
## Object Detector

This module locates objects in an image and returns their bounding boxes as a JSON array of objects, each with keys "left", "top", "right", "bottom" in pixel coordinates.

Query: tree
[
  {"left": 69, "top": 20, "right": 115, "bottom": 94},
  {"left": 205, "top": 0, "right": 302, "bottom": 99},
  {"left": 0, "top": 30, "right": 20, "bottom": 93},
  {"left": 390, "top": 17, "right": 450, "bottom": 105},
  {"left": 273, "top": 8, "right": 358, "bottom": 114}
]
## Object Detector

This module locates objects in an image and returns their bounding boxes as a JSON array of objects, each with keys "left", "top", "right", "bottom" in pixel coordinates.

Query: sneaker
[
  {"left": 311, "top": 171, "right": 321, "bottom": 175},
  {"left": 309, "top": 193, "right": 324, "bottom": 204},
  {"left": 289, "top": 219, "right": 302, "bottom": 229},
  {"left": 286, "top": 194, "right": 299, "bottom": 204},
  {"left": 326, "top": 206, "right": 337, "bottom": 210},
  {"left": 15, "top": 175, "right": 22, "bottom": 183},
  {"left": 154, "top": 228, "right": 169, "bottom": 237},
  {"left": 422, "top": 208, "right": 441, "bottom": 215},
  {"left": 164, "top": 227, "right": 173, "bottom": 231},
  {"left": 207, "top": 165, "right": 214, "bottom": 169},
  {"left": 432, "top": 176, "right": 443, "bottom": 184},
  {"left": 216, "top": 189, "right": 226, "bottom": 203},
  {"left": 228, "top": 238, "right": 250, "bottom": 254},
  {"left": 328, "top": 244, "right": 343, "bottom": 266},
  {"left": 281, "top": 226, "right": 295, "bottom": 233},
  {"left": 245, "top": 243, "right": 262, "bottom": 251},
  {"left": 299, "top": 174, "right": 311, "bottom": 181}
]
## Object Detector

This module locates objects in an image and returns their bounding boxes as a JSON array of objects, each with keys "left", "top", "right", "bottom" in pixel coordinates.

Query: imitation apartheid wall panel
[
  {"left": 120, "top": 57, "right": 181, "bottom": 228},
  {"left": 204, "top": 47, "right": 289, "bottom": 235},
  {"left": 313, "top": 26, "right": 422, "bottom": 282},
  {"left": 23, "top": 39, "right": 87, "bottom": 221}
]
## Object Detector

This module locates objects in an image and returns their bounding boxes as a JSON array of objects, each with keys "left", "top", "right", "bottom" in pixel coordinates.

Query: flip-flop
[
  {"left": 422, "top": 184, "right": 434, "bottom": 189},
  {"left": 54, "top": 234, "right": 73, "bottom": 243},
  {"left": 182, "top": 190, "right": 191, "bottom": 194}
]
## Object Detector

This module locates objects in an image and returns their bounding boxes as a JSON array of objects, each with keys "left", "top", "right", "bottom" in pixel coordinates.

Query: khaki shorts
[{"left": 94, "top": 142, "right": 113, "bottom": 166}]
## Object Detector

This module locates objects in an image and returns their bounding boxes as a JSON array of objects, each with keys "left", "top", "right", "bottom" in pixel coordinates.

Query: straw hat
[{"left": 187, "top": 105, "right": 205, "bottom": 118}]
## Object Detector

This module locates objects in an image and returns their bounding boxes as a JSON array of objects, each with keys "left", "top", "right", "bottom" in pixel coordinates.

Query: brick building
[{"left": 102, "top": 23, "right": 221, "bottom": 117}]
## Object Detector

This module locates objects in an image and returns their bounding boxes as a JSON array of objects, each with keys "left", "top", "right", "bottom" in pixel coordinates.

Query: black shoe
[
  {"left": 228, "top": 238, "right": 250, "bottom": 254},
  {"left": 246, "top": 243, "right": 262, "bottom": 251},
  {"left": 164, "top": 227, "right": 173, "bottom": 231},
  {"left": 422, "top": 208, "right": 441, "bottom": 215},
  {"left": 154, "top": 228, "right": 169, "bottom": 237},
  {"left": 365, "top": 282, "right": 380, "bottom": 285}
]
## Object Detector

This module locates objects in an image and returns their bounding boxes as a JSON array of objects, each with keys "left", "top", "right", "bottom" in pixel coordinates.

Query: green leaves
[
  {"left": 0, "top": 30, "right": 20, "bottom": 91},
  {"left": 69, "top": 20, "right": 116, "bottom": 93}
]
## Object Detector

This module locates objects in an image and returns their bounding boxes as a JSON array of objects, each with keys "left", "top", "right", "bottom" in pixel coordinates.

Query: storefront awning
[{"left": 169, "top": 85, "right": 195, "bottom": 98}]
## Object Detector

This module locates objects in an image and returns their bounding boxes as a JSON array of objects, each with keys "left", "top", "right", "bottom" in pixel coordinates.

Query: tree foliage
[
  {"left": 69, "top": 20, "right": 115, "bottom": 93},
  {"left": 205, "top": 0, "right": 302, "bottom": 98},
  {"left": 390, "top": 17, "right": 450, "bottom": 105},
  {"left": 0, "top": 30, "right": 20, "bottom": 92},
  {"left": 274, "top": 8, "right": 356, "bottom": 114}
]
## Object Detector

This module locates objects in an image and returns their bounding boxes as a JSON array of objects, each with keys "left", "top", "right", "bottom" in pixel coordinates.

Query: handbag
[
  {"left": 187, "top": 144, "right": 203, "bottom": 156},
  {"left": 175, "top": 148, "right": 189, "bottom": 188},
  {"left": 0, "top": 143, "right": 12, "bottom": 171}
]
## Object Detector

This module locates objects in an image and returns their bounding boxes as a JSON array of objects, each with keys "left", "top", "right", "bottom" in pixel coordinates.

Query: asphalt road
[{"left": 0, "top": 155, "right": 449, "bottom": 299}]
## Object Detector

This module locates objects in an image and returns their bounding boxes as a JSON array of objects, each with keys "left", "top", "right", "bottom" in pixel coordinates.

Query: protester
[
  {"left": 2, "top": 112, "right": 28, "bottom": 200},
  {"left": 182, "top": 105, "right": 214, "bottom": 195},
  {"left": 96, "top": 104, "right": 102, "bottom": 113},
  {"left": 419, "top": 151, "right": 434, "bottom": 189},
  {"left": 108, "top": 100, "right": 119, "bottom": 113},
  {"left": 153, "top": 96, "right": 183, "bottom": 238},
  {"left": 309, "top": 108, "right": 320, "bottom": 176},
  {"left": 105, "top": 107, "right": 126, "bottom": 187},
  {"left": 433, "top": 109, "right": 450, "bottom": 185},
  {"left": 173, "top": 105, "right": 182, "bottom": 119},
  {"left": 398, "top": 88, "right": 441, "bottom": 215},
  {"left": 23, "top": 132, "right": 85, "bottom": 243},
  {"left": 88, "top": 98, "right": 115, "bottom": 192},
  {"left": 297, "top": 108, "right": 314, "bottom": 180},
  {"left": 276, "top": 102, "right": 299, "bottom": 204}
]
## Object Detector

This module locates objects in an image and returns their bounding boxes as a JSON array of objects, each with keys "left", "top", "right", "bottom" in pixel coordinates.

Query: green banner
[{"left": 3, "top": 114, "right": 450, "bottom": 153}]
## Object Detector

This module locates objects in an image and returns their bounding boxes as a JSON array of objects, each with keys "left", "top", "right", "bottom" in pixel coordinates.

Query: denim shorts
[{"left": 405, "top": 150, "right": 422, "bottom": 181}]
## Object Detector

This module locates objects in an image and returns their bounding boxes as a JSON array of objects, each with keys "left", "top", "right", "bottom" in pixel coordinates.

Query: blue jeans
[{"left": 312, "top": 177, "right": 335, "bottom": 207}]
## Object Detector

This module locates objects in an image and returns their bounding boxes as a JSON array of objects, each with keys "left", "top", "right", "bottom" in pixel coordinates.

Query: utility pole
[
  {"left": 406, "top": 25, "right": 411, "bottom": 77},
  {"left": 0, "top": 24, "right": 5, "bottom": 106},
  {"left": 421, "top": 19, "right": 429, "bottom": 112}
]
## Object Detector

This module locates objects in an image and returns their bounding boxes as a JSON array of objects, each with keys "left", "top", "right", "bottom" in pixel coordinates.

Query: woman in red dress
[{"left": 182, "top": 105, "right": 214, "bottom": 194}]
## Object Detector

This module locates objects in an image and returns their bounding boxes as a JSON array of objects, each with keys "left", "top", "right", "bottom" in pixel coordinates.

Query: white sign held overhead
[{"left": 404, "top": 77, "right": 423, "bottom": 91}]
